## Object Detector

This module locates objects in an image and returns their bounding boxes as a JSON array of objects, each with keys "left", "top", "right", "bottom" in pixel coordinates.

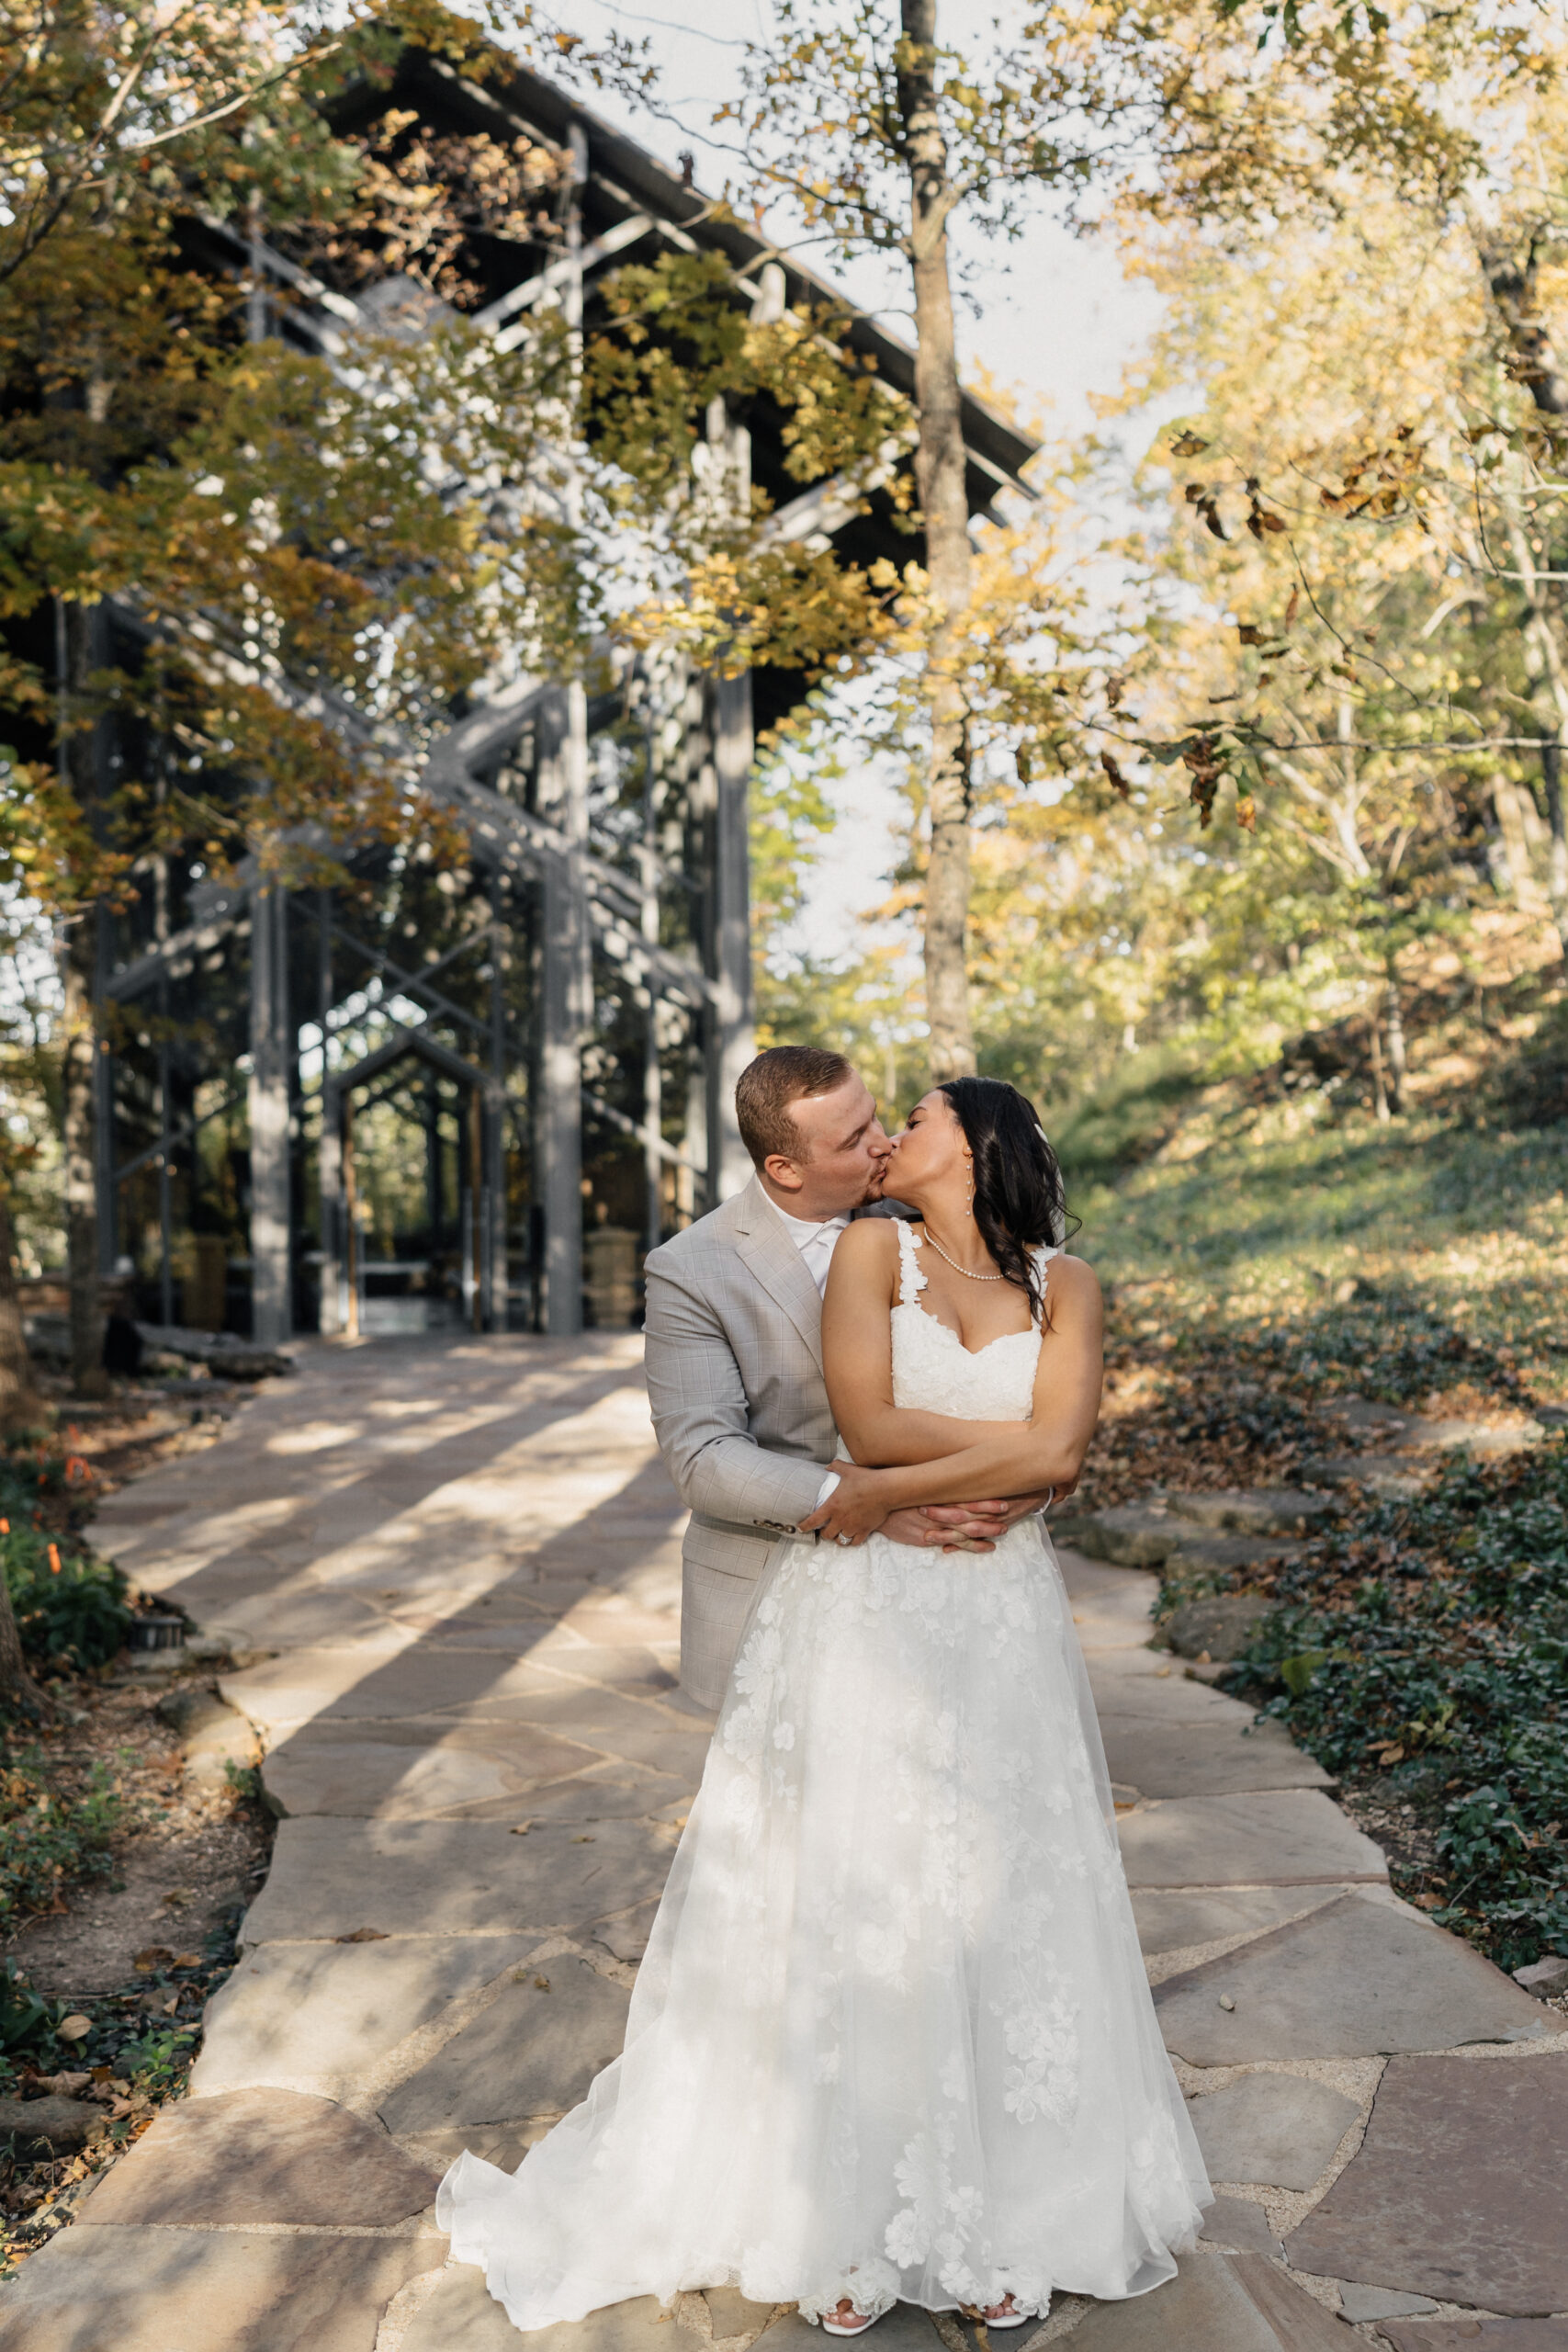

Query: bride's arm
[
  {"left": 821, "top": 1222, "right": 1025, "bottom": 1466},
  {"left": 810, "top": 1231, "right": 1103, "bottom": 1540}
]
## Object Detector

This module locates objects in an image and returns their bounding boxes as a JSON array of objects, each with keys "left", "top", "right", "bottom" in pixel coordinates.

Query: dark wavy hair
[{"left": 938, "top": 1077, "right": 1075, "bottom": 1322}]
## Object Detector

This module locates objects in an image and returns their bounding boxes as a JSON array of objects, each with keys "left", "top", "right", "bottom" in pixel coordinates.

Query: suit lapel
[{"left": 733, "top": 1175, "right": 825, "bottom": 1378}]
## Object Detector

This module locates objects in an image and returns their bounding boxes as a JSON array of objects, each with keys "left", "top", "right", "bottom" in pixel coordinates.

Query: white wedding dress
[{"left": 438, "top": 1225, "right": 1210, "bottom": 2330}]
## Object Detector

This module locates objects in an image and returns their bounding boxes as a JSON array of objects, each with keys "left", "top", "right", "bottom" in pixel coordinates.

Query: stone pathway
[{"left": 5, "top": 1336, "right": 1565, "bottom": 2351}]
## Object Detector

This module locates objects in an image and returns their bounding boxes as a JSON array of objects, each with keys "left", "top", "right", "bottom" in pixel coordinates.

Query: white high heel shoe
[
  {"left": 820, "top": 2306, "right": 884, "bottom": 2336},
  {"left": 963, "top": 2299, "right": 1031, "bottom": 2330}
]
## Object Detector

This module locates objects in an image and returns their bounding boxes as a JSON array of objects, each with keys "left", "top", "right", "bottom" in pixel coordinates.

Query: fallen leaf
[
  {"left": 334, "top": 1928, "right": 389, "bottom": 1944},
  {"left": 571, "top": 1834, "right": 595, "bottom": 1844},
  {"left": 1414, "top": 1893, "right": 1444, "bottom": 1910},
  {"left": 534, "top": 1974, "right": 551, "bottom": 1992},
  {"left": 133, "top": 1948, "right": 175, "bottom": 1972},
  {"left": 159, "top": 1888, "right": 197, "bottom": 1908},
  {"left": 172, "top": 1952, "right": 202, "bottom": 1970},
  {"left": 510, "top": 1822, "right": 533, "bottom": 1837},
  {"left": 56, "top": 2015, "right": 92, "bottom": 2042}
]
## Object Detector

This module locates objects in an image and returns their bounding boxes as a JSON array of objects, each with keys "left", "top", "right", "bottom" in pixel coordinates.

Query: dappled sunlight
[{"left": 265, "top": 1423, "right": 367, "bottom": 1455}]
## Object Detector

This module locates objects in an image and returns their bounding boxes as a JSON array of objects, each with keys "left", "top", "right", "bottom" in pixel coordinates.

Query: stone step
[{"left": 1168, "top": 1488, "right": 1339, "bottom": 1537}]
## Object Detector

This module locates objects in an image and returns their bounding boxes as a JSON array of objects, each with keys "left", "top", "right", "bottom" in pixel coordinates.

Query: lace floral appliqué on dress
[{"left": 437, "top": 1228, "right": 1211, "bottom": 2329}]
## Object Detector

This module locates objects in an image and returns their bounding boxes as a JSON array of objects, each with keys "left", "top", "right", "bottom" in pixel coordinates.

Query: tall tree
[{"left": 671, "top": 0, "right": 1495, "bottom": 1072}]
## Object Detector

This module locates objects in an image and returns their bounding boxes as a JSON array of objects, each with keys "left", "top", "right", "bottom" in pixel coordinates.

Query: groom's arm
[{"left": 644, "top": 1263, "right": 828, "bottom": 1536}]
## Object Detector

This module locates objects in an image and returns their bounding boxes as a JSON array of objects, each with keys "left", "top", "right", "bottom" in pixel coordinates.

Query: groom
[{"left": 644, "top": 1045, "right": 1049, "bottom": 1712}]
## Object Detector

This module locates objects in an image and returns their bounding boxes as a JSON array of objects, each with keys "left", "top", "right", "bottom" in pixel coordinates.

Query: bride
[{"left": 438, "top": 1077, "right": 1210, "bottom": 2334}]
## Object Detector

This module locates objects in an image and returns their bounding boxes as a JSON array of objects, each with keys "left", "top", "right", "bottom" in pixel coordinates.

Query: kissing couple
[{"left": 439, "top": 1048, "right": 1211, "bottom": 2335}]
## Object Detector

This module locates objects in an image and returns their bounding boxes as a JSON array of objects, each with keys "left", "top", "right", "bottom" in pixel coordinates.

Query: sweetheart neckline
[{"left": 894, "top": 1299, "right": 1039, "bottom": 1361}]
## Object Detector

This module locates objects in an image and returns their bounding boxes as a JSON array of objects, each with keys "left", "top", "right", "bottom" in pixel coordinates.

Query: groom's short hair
[{"left": 736, "top": 1046, "right": 855, "bottom": 1167}]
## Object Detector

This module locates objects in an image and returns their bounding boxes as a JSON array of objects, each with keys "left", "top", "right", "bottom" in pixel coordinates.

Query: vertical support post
[
  {"left": 315, "top": 890, "right": 340, "bottom": 1334},
  {"left": 701, "top": 401, "right": 755, "bottom": 1204},
  {"left": 342, "top": 1093, "right": 360, "bottom": 1340},
  {"left": 641, "top": 727, "right": 663, "bottom": 1258},
  {"left": 538, "top": 709, "right": 589, "bottom": 1337},
  {"left": 249, "top": 878, "right": 291, "bottom": 1344},
  {"left": 488, "top": 896, "right": 509, "bottom": 1330},
  {"left": 468, "top": 1090, "right": 484, "bottom": 1334},
  {"left": 536, "top": 116, "right": 592, "bottom": 1338},
  {"left": 708, "top": 663, "right": 754, "bottom": 1204},
  {"left": 157, "top": 1021, "right": 174, "bottom": 1329},
  {"left": 425, "top": 1073, "right": 442, "bottom": 1302},
  {"left": 93, "top": 904, "right": 118, "bottom": 1277}
]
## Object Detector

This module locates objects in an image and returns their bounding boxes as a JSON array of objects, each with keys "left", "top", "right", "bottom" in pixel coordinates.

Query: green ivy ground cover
[{"left": 1222, "top": 1440, "right": 1568, "bottom": 1972}]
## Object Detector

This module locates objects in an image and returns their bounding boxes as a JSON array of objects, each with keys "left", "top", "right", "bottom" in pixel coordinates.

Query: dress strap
[
  {"left": 895, "top": 1216, "right": 927, "bottom": 1306},
  {"left": 1032, "top": 1240, "right": 1061, "bottom": 1324}
]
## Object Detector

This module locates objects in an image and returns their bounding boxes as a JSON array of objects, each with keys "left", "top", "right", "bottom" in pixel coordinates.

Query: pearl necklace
[{"left": 920, "top": 1227, "right": 1004, "bottom": 1281}]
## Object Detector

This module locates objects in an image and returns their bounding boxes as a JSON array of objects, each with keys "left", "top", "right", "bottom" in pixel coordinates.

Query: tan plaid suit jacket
[{"left": 643, "top": 1173, "right": 842, "bottom": 1711}]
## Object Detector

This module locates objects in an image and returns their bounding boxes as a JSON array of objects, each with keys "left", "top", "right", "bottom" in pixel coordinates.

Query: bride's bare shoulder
[
  {"left": 827, "top": 1216, "right": 901, "bottom": 1283},
  {"left": 1043, "top": 1251, "right": 1102, "bottom": 1313}
]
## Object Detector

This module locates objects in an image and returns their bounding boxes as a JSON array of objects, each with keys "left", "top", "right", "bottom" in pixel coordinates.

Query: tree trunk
[
  {"left": 1370, "top": 1014, "right": 1390, "bottom": 1124},
  {"left": 899, "top": 0, "right": 976, "bottom": 1079},
  {"left": 0, "top": 1186, "right": 44, "bottom": 1434},
  {"left": 1498, "top": 490, "right": 1568, "bottom": 958},
  {"left": 0, "top": 1190, "right": 45, "bottom": 1713},
  {"left": 0, "top": 1563, "right": 36, "bottom": 1714},
  {"left": 56, "top": 598, "right": 108, "bottom": 1397},
  {"left": 62, "top": 938, "right": 107, "bottom": 1396},
  {"left": 1540, "top": 739, "right": 1568, "bottom": 944},
  {"left": 1384, "top": 975, "right": 1408, "bottom": 1114}
]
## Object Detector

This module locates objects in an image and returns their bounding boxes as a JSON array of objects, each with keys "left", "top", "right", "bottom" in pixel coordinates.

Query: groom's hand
[
  {"left": 798, "top": 1463, "right": 893, "bottom": 1546},
  {"left": 923, "top": 1490, "right": 1057, "bottom": 1553},
  {"left": 876, "top": 1503, "right": 1006, "bottom": 1551}
]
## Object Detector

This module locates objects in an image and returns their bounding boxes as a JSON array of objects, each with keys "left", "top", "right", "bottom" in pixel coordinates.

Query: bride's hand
[{"left": 798, "top": 1464, "right": 894, "bottom": 1547}]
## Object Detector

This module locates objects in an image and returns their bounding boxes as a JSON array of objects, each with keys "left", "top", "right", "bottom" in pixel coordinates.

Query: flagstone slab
[
  {"left": 1375, "top": 2324, "right": 1568, "bottom": 2351},
  {"left": 380, "top": 1955, "right": 631, "bottom": 2134},
  {"left": 1100, "top": 1717, "right": 1334, "bottom": 1797},
  {"left": 758, "top": 2307, "right": 941, "bottom": 2352},
  {"left": 1080, "top": 1644, "right": 1184, "bottom": 1688},
  {"left": 1285, "top": 2052, "right": 1568, "bottom": 2313},
  {"left": 1117, "top": 1792, "right": 1387, "bottom": 1890},
  {"left": 402, "top": 2275, "right": 725, "bottom": 2352},
  {"left": 78, "top": 2086, "right": 438, "bottom": 2226},
  {"left": 1157, "top": 1896, "right": 1555, "bottom": 2063},
  {"left": 262, "top": 1718, "right": 601, "bottom": 1818},
  {"left": 241, "top": 1817, "right": 678, "bottom": 1945},
  {"left": 473, "top": 1761, "right": 690, "bottom": 1826},
  {"left": 1187, "top": 2071, "right": 1360, "bottom": 2188},
  {"left": 1088, "top": 1674, "right": 1258, "bottom": 1726},
  {"left": 702, "top": 2284, "right": 784, "bottom": 2338},
  {"left": 1068, "top": 2249, "right": 1353, "bottom": 2350},
  {"left": 1169, "top": 1490, "right": 1337, "bottom": 1537},
  {"left": 1334, "top": 2284, "right": 1438, "bottom": 2322},
  {"left": 192, "top": 1934, "right": 537, "bottom": 2098},
  {"left": 1070, "top": 1505, "right": 1183, "bottom": 1569},
  {"left": 1199, "top": 2196, "right": 1285, "bottom": 2257},
  {"left": 1132, "top": 1885, "right": 1339, "bottom": 1957},
  {"left": 0, "top": 2222, "right": 432, "bottom": 2352}
]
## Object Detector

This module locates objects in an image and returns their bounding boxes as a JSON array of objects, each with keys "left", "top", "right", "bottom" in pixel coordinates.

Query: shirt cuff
[{"left": 814, "top": 1470, "right": 840, "bottom": 1510}]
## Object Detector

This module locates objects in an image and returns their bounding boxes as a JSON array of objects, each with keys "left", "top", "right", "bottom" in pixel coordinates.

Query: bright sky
[{"left": 555, "top": 0, "right": 1166, "bottom": 963}]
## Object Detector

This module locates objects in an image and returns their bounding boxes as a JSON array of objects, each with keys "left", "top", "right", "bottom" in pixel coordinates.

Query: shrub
[
  {"left": 0, "top": 1748, "right": 131, "bottom": 1923},
  {"left": 1, "top": 1527, "right": 130, "bottom": 1669},
  {"left": 1227, "top": 1436, "right": 1568, "bottom": 1970}
]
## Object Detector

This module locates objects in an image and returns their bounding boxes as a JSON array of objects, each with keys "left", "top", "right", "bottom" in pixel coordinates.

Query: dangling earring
[{"left": 964, "top": 1157, "right": 975, "bottom": 1220}]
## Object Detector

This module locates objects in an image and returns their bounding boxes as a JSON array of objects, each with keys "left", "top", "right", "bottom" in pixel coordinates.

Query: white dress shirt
[
  {"left": 767, "top": 1196, "right": 851, "bottom": 1297},
  {"left": 765, "top": 1193, "right": 850, "bottom": 1509}
]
